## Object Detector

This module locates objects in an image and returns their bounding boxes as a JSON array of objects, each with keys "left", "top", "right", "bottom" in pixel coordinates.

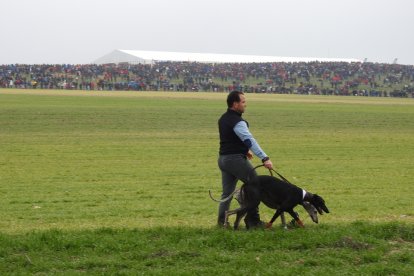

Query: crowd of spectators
[{"left": 1, "top": 61, "right": 413, "bottom": 97}]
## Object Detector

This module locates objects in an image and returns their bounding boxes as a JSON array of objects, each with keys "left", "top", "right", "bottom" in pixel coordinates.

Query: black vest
[{"left": 218, "top": 109, "right": 249, "bottom": 155}]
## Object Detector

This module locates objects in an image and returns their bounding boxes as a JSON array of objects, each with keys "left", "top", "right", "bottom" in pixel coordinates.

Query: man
[{"left": 217, "top": 90, "right": 273, "bottom": 229}]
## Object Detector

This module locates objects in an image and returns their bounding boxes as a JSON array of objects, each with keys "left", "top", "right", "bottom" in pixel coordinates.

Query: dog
[
  {"left": 230, "top": 175, "right": 330, "bottom": 230},
  {"left": 209, "top": 186, "right": 320, "bottom": 229}
]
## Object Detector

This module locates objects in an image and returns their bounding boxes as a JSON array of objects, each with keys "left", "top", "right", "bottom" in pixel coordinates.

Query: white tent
[{"left": 93, "top": 49, "right": 361, "bottom": 64}]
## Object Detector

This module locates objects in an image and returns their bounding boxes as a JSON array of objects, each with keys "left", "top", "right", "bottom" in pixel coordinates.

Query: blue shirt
[{"left": 233, "top": 121, "right": 267, "bottom": 160}]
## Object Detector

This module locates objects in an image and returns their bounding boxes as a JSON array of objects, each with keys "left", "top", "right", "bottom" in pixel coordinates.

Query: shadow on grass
[{"left": 0, "top": 221, "right": 413, "bottom": 274}]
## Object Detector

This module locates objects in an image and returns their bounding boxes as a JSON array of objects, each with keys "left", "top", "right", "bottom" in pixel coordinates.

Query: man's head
[{"left": 227, "top": 90, "right": 246, "bottom": 114}]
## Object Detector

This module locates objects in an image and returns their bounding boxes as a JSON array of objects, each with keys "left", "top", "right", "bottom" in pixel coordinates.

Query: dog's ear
[
  {"left": 321, "top": 204, "right": 330, "bottom": 214},
  {"left": 313, "top": 194, "right": 330, "bottom": 214}
]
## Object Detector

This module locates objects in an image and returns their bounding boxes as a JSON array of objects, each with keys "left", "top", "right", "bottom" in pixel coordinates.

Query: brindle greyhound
[
  {"left": 209, "top": 188, "right": 320, "bottom": 229},
  {"left": 210, "top": 167, "right": 329, "bottom": 230},
  {"left": 230, "top": 174, "right": 330, "bottom": 230}
]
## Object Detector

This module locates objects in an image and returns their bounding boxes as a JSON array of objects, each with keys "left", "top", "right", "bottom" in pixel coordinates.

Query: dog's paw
[
  {"left": 265, "top": 222, "right": 273, "bottom": 229},
  {"left": 296, "top": 219, "right": 305, "bottom": 228},
  {"left": 286, "top": 219, "right": 305, "bottom": 229}
]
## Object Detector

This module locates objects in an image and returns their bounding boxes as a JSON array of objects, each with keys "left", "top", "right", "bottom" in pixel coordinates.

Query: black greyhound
[{"left": 232, "top": 175, "right": 330, "bottom": 230}]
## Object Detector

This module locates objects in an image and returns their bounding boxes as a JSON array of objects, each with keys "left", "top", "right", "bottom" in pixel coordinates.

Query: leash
[
  {"left": 268, "top": 168, "right": 293, "bottom": 185},
  {"left": 250, "top": 164, "right": 293, "bottom": 185},
  {"left": 246, "top": 164, "right": 266, "bottom": 183}
]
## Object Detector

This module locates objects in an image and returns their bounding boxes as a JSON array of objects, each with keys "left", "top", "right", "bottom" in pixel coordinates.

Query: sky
[{"left": 1, "top": 0, "right": 414, "bottom": 65}]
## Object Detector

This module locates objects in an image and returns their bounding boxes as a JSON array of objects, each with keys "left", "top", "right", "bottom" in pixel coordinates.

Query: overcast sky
[{"left": 1, "top": 0, "right": 413, "bottom": 65}]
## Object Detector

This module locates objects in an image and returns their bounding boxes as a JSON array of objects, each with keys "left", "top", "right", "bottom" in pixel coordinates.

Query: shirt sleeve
[{"left": 233, "top": 121, "right": 267, "bottom": 160}]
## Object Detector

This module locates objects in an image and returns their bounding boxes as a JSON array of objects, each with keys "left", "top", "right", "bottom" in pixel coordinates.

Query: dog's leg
[
  {"left": 287, "top": 209, "right": 304, "bottom": 228},
  {"left": 280, "top": 212, "right": 288, "bottom": 230},
  {"left": 224, "top": 210, "right": 235, "bottom": 227},
  {"left": 234, "top": 209, "right": 248, "bottom": 230},
  {"left": 224, "top": 208, "right": 241, "bottom": 226},
  {"left": 266, "top": 209, "right": 283, "bottom": 229}
]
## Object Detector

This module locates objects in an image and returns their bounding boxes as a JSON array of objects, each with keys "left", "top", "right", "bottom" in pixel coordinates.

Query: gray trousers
[{"left": 217, "top": 154, "right": 259, "bottom": 224}]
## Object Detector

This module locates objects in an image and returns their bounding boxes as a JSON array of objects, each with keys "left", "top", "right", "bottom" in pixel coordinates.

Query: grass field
[{"left": 0, "top": 89, "right": 413, "bottom": 274}]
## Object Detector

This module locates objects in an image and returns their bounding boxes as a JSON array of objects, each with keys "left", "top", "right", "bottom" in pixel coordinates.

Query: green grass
[
  {"left": 0, "top": 89, "right": 413, "bottom": 274},
  {"left": 0, "top": 223, "right": 413, "bottom": 275}
]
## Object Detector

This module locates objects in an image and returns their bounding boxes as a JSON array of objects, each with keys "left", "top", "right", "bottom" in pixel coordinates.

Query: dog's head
[
  {"left": 302, "top": 201, "right": 319, "bottom": 223},
  {"left": 309, "top": 194, "right": 330, "bottom": 215}
]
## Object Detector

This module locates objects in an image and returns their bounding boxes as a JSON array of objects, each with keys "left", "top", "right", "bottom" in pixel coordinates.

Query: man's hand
[
  {"left": 247, "top": 151, "right": 253, "bottom": 160},
  {"left": 263, "top": 159, "right": 273, "bottom": 169}
]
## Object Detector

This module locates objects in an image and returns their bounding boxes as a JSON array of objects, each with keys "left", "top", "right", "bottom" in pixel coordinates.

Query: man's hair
[{"left": 227, "top": 90, "right": 244, "bottom": 108}]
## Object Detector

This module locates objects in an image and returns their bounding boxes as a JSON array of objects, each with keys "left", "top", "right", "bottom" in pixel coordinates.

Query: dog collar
[{"left": 302, "top": 189, "right": 307, "bottom": 200}]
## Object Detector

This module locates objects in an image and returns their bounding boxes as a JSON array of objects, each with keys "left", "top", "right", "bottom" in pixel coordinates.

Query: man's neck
[{"left": 229, "top": 107, "right": 241, "bottom": 115}]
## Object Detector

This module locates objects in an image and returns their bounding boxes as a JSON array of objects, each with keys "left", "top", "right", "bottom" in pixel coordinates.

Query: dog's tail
[{"left": 209, "top": 189, "right": 238, "bottom": 203}]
